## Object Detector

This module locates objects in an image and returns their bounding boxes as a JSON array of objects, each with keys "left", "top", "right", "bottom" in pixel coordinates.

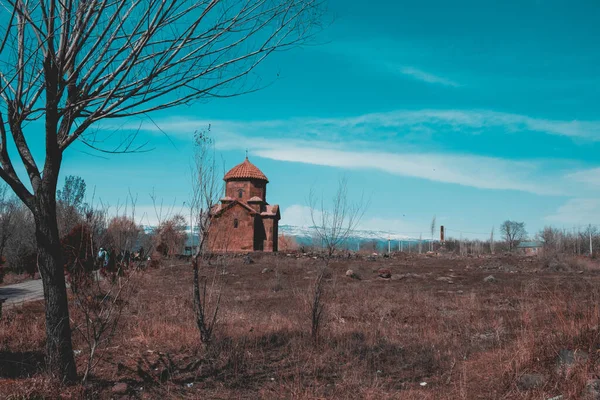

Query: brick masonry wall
[
  {"left": 263, "top": 218, "right": 274, "bottom": 252},
  {"left": 208, "top": 203, "right": 255, "bottom": 252},
  {"left": 225, "top": 179, "right": 267, "bottom": 202}
]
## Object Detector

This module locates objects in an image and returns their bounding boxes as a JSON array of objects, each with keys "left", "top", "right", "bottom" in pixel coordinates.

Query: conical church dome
[{"left": 223, "top": 158, "right": 269, "bottom": 182}]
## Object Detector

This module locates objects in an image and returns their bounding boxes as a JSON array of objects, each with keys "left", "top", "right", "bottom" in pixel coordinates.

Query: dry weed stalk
[
  {"left": 310, "top": 269, "right": 326, "bottom": 342},
  {"left": 192, "top": 256, "right": 225, "bottom": 345}
]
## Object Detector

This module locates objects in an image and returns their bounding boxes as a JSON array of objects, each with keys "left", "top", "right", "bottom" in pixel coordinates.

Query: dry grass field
[{"left": 2, "top": 252, "right": 600, "bottom": 399}]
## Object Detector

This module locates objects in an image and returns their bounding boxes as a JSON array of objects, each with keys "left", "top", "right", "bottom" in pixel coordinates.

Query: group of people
[{"left": 96, "top": 247, "right": 145, "bottom": 271}]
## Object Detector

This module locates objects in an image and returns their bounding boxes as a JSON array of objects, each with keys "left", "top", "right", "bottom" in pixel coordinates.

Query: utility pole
[{"left": 590, "top": 224, "right": 593, "bottom": 257}]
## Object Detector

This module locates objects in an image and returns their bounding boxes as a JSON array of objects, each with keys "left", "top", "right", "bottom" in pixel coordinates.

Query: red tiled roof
[{"left": 223, "top": 158, "right": 268, "bottom": 182}]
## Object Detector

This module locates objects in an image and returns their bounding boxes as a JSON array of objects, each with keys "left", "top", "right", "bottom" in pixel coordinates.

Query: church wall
[
  {"left": 262, "top": 218, "right": 278, "bottom": 252},
  {"left": 273, "top": 220, "right": 279, "bottom": 252},
  {"left": 208, "top": 204, "right": 254, "bottom": 252},
  {"left": 225, "top": 179, "right": 266, "bottom": 202}
]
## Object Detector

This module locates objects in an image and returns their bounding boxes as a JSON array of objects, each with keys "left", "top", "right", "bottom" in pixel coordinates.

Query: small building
[
  {"left": 207, "top": 157, "right": 280, "bottom": 252},
  {"left": 517, "top": 241, "right": 543, "bottom": 255}
]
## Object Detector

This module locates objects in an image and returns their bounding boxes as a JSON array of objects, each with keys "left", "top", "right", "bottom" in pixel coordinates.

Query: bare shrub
[
  {"left": 57, "top": 176, "right": 87, "bottom": 239},
  {"left": 106, "top": 216, "right": 141, "bottom": 264},
  {"left": 154, "top": 215, "right": 187, "bottom": 258},
  {"left": 192, "top": 256, "right": 225, "bottom": 345},
  {"left": 190, "top": 131, "right": 225, "bottom": 346},
  {"left": 308, "top": 178, "right": 367, "bottom": 343},
  {"left": 310, "top": 270, "right": 326, "bottom": 341},
  {"left": 279, "top": 233, "right": 299, "bottom": 252},
  {"left": 0, "top": 184, "right": 18, "bottom": 259},
  {"left": 71, "top": 266, "right": 138, "bottom": 383},
  {"left": 3, "top": 199, "right": 36, "bottom": 276},
  {"left": 63, "top": 219, "right": 140, "bottom": 383},
  {"left": 61, "top": 224, "right": 95, "bottom": 290}
]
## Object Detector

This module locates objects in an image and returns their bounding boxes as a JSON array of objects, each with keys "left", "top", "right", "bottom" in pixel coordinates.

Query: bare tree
[
  {"left": 105, "top": 216, "right": 141, "bottom": 255},
  {"left": 57, "top": 175, "right": 86, "bottom": 238},
  {"left": 0, "top": 0, "right": 322, "bottom": 379},
  {"left": 0, "top": 183, "right": 18, "bottom": 258},
  {"left": 190, "top": 130, "right": 224, "bottom": 345},
  {"left": 490, "top": 226, "right": 495, "bottom": 254},
  {"left": 430, "top": 215, "right": 436, "bottom": 252},
  {"left": 4, "top": 202, "right": 36, "bottom": 275},
  {"left": 308, "top": 178, "right": 367, "bottom": 342},
  {"left": 500, "top": 220, "right": 527, "bottom": 252},
  {"left": 154, "top": 214, "right": 187, "bottom": 257},
  {"left": 309, "top": 178, "right": 367, "bottom": 261}
]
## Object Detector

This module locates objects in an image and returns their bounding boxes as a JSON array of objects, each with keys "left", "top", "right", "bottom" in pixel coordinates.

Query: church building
[{"left": 208, "top": 157, "right": 280, "bottom": 252}]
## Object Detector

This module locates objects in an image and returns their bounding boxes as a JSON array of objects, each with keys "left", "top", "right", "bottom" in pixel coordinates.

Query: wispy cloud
[
  {"left": 251, "top": 144, "right": 557, "bottom": 195},
  {"left": 205, "top": 131, "right": 559, "bottom": 195},
  {"left": 110, "top": 109, "right": 600, "bottom": 142},
  {"left": 545, "top": 198, "right": 600, "bottom": 225},
  {"left": 567, "top": 168, "right": 600, "bottom": 188},
  {"left": 398, "top": 66, "right": 460, "bottom": 87},
  {"left": 97, "top": 110, "right": 600, "bottom": 196}
]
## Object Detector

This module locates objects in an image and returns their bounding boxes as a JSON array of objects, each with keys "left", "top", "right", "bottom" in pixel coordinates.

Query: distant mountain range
[
  {"left": 142, "top": 224, "right": 429, "bottom": 252},
  {"left": 278, "top": 225, "right": 428, "bottom": 251}
]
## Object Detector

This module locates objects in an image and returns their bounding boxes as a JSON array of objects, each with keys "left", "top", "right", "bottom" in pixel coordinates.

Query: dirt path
[{"left": 0, "top": 279, "right": 44, "bottom": 308}]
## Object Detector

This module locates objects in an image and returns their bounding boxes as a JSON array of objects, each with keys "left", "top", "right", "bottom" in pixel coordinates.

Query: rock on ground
[
  {"left": 377, "top": 268, "right": 391, "bottom": 279},
  {"left": 555, "top": 349, "right": 589, "bottom": 375},
  {"left": 345, "top": 269, "right": 360, "bottom": 280},
  {"left": 517, "top": 373, "right": 547, "bottom": 390},
  {"left": 112, "top": 382, "right": 129, "bottom": 395},
  {"left": 586, "top": 379, "right": 600, "bottom": 400},
  {"left": 483, "top": 275, "right": 497, "bottom": 283}
]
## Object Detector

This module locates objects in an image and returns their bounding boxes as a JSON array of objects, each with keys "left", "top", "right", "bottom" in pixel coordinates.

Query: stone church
[{"left": 208, "top": 157, "right": 280, "bottom": 252}]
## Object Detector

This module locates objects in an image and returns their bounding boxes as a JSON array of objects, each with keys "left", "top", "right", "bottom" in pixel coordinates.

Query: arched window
[
  {"left": 238, "top": 189, "right": 243, "bottom": 198},
  {"left": 233, "top": 218, "right": 239, "bottom": 228}
]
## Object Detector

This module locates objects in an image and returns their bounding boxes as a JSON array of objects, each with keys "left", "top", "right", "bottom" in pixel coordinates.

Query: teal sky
[{"left": 21, "top": 0, "right": 600, "bottom": 239}]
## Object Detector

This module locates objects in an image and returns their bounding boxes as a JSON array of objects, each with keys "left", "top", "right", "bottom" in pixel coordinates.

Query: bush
[{"left": 61, "top": 224, "right": 96, "bottom": 290}]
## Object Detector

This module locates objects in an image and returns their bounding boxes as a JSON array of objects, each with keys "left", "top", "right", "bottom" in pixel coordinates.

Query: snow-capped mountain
[
  {"left": 141, "top": 224, "right": 427, "bottom": 251},
  {"left": 279, "top": 225, "right": 418, "bottom": 241}
]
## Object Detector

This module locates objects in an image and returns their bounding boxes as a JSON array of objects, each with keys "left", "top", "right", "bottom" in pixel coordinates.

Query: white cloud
[
  {"left": 545, "top": 198, "right": 600, "bottom": 225},
  {"left": 281, "top": 204, "right": 319, "bottom": 227},
  {"left": 110, "top": 109, "right": 600, "bottom": 142},
  {"left": 94, "top": 111, "right": 600, "bottom": 200},
  {"left": 248, "top": 142, "right": 558, "bottom": 195},
  {"left": 567, "top": 168, "right": 600, "bottom": 188},
  {"left": 398, "top": 66, "right": 460, "bottom": 87}
]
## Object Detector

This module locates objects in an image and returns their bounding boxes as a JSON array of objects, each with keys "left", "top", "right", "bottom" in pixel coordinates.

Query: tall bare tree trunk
[{"left": 34, "top": 181, "right": 77, "bottom": 382}]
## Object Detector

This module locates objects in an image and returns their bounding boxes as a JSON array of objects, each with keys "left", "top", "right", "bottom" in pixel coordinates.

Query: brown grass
[{"left": 1, "top": 252, "right": 600, "bottom": 399}]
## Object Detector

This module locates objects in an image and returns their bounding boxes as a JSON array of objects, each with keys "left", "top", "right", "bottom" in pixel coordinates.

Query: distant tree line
[
  {"left": 0, "top": 175, "right": 189, "bottom": 283},
  {"left": 297, "top": 219, "right": 599, "bottom": 258}
]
